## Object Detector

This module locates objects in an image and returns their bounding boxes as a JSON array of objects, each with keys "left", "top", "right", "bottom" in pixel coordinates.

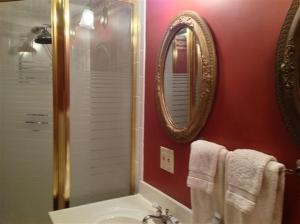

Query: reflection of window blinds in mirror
[
  {"left": 0, "top": 49, "right": 53, "bottom": 224},
  {"left": 70, "top": 2, "right": 132, "bottom": 207},
  {"left": 164, "top": 44, "right": 190, "bottom": 127},
  {"left": 166, "top": 73, "right": 189, "bottom": 126}
]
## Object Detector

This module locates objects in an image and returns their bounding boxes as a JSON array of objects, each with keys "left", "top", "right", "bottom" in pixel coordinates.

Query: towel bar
[{"left": 285, "top": 159, "right": 300, "bottom": 176}]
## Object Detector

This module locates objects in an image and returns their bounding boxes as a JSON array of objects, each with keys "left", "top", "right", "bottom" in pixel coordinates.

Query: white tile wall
[{"left": 135, "top": 0, "right": 146, "bottom": 191}]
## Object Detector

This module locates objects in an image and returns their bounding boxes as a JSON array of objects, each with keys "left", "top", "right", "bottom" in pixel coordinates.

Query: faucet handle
[
  {"left": 165, "top": 208, "right": 169, "bottom": 215},
  {"left": 152, "top": 203, "right": 163, "bottom": 216},
  {"left": 169, "top": 216, "right": 180, "bottom": 224}
]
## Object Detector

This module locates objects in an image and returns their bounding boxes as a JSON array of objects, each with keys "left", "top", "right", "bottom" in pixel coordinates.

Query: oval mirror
[
  {"left": 156, "top": 11, "right": 217, "bottom": 143},
  {"left": 276, "top": 0, "right": 300, "bottom": 146}
]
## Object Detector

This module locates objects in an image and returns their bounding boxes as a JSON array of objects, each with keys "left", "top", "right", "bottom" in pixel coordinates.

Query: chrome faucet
[{"left": 142, "top": 203, "right": 180, "bottom": 224}]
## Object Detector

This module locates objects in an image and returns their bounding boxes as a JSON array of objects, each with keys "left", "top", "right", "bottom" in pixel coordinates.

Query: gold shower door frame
[{"left": 51, "top": 0, "right": 138, "bottom": 210}]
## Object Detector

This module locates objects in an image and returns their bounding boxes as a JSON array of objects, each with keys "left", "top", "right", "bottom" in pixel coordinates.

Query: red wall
[{"left": 144, "top": 0, "right": 300, "bottom": 223}]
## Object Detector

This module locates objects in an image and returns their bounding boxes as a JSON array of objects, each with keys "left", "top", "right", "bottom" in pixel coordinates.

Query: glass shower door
[
  {"left": 0, "top": 0, "right": 136, "bottom": 221},
  {"left": 0, "top": 0, "right": 53, "bottom": 223},
  {"left": 69, "top": 0, "right": 134, "bottom": 206}
]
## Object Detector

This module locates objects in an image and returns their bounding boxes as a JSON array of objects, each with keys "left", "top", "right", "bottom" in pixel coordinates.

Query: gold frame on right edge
[
  {"left": 155, "top": 11, "right": 217, "bottom": 143},
  {"left": 276, "top": 0, "right": 300, "bottom": 147}
]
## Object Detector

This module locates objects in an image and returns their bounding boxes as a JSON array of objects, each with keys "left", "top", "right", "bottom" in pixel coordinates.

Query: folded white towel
[
  {"left": 225, "top": 149, "right": 275, "bottom": 213},
  {"left": 187, "top": 140, "right": 228, "bottom": 224},
  {"left": 187, "top": 140, "right": 226, "bottom": 194},
  {"left": 224, "top": 160, "right": 285, "bottom": 224}
]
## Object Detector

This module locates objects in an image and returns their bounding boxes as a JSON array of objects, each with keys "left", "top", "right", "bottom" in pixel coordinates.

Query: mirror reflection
[{"left": 164, "top": 28, "right": 201, "bottom": 128}]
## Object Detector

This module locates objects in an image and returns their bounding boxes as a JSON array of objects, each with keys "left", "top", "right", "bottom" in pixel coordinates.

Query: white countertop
[
  {"left": 49, "top": 194, "right": 153, "bottom": 224},
  {"left": 49, "top": 181, "right": 192, "bottom": 224}
]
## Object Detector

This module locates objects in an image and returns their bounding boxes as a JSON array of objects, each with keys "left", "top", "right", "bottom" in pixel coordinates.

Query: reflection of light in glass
[
  {"left": 19, "top": 52, "right": 30, "bottom": 57},
  {"left": 173, "top": 46, "right": 178, "bottom": 61},
  {"left": 196, "top": 43, "right": 201, "bottom": 55},
  {"left": 183, "top": 30, "right": 188, "bottom": 37},
  {"left": 100, "top": 6, "right": 108, "bottom": 26},
  {"left": 32, "top": 41, "right": 42, "bottom": 51},
  {"left": 79, "top": 8, "right": 95, "bottom": 30},
  {"left": 70, "top": 29, "right": 76, "bottom": 37},
  {"left": 100, "top": 16, "right": 107, "bottom": 25}
]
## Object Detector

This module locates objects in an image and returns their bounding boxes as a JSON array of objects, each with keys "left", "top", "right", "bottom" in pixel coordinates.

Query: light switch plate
[{"left": 160, "top": 146, "right": 174, "bottom": 174}]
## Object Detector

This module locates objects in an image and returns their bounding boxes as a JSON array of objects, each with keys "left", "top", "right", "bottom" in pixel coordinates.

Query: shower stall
[{"left": 0, "top": 0, "right": 137, "bottom": 223}]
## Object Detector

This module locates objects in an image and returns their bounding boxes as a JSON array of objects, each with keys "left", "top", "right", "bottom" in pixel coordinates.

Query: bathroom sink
[
  {"left": 49, "top": 194, "right": 154, "bottom": 224},
  {"left": 95, "top": 207, "right": 150, "bottom": 224},
  {"left": 49, "top": 182, "right": 192, "bottom": 224},
  {"left": 97, "top": 217, "right": 141, "bottom": 224}
]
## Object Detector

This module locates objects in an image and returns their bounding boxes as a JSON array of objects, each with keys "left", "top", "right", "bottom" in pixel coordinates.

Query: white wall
[{"left": 135, "top": 0, "right": 146, "bottom": 190}]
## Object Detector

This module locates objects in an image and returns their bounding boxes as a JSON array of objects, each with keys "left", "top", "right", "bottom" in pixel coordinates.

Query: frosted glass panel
[
  {"left": 70, "top": 1, "right": 133, "bottom": 206},
  {"left": 0, "top": 0, "right": 53, "bottom": 224}
]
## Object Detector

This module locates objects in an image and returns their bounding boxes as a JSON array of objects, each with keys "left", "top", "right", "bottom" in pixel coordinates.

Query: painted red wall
[{"left": 144, "top": 0, "right": 300, "bottom": 223}]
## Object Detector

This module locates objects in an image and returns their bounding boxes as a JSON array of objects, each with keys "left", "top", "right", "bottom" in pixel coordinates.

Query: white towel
[
  {"left": 225, "top": 151, "right": 285, "bottom": 224},
  {"left": 225, "top": 149, "right": 275, "bottom": 213},
  {"left": 187, "top": 140, "right": 228, "bottom": 224},
  {"left": 187, "top": 140, "right": 226, "bottom": 194}
]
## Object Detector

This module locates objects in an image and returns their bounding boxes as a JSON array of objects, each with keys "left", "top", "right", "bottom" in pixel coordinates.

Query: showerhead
[
  {"left": 33, "top": 26, "right": 52, "bottom": 45},
  {"left": 35, "top": 33, "right": 51, "bottom": 44}
]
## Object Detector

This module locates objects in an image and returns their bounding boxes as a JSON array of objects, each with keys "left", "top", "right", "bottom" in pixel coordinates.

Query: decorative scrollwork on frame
[
  {"left": 276, "top": 0, "right": 300, "bottom": 147},
  {"left": 280, "top": 39, "right": 296, "bottom": 89},
  {"left": 169, "top": 16, "right": 194, "bottom": 30},
  {"left": 199, "top": 57, "right": 213, "bottom": 99},
  {"left": 202, "top": 56, "right": 213, "bottom": 82}
]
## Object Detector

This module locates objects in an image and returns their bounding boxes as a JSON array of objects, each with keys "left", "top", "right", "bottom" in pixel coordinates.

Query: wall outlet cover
[{"left": 160, "top": 146, "right": 174, "bottom": 174}]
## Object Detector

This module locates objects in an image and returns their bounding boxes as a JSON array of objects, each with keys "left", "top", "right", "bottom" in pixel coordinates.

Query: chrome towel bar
[{"left": 285, "top": 159, "right": 300, "bottom": 176}]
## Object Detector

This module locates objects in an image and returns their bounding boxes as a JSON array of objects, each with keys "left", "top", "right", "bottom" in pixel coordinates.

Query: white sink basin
[
  {"left": 95, "top": 207, "right": 149, "bottom": 224},
  {"left": 49, "top": 182, "right": 192, "bottom": 224},
  {"left": 97, "top": 217, "right": 141, "bottom": 224},
  {"left": 49, "top": 194, "right": 154, "bottom": 224}
]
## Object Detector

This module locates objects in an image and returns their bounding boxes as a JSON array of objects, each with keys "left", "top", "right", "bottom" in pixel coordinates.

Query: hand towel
[
  {"left": 187, "top": 140, "right": 228, "bottom": 224},
  {"left": 224, "top": 160, "right": 285, "bottom": 224},
  {"left": 187, "top": 140, "right": 226, "bottom": 194},
  {"left": 225, "top": 149, "right": 275, "bottom": 213}
]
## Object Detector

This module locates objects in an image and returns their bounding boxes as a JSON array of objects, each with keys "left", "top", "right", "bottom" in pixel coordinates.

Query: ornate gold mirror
[
  {"left": 276, "top": 0, "right": 300, "bottom": 146},
  {"left": 156, "top": 11, "right": 217, "bottom": 143}
]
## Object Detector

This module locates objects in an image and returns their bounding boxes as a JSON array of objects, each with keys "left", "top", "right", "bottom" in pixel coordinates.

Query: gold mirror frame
[
  {"left": 155, "top": 11, "right": 217, "bottom": 143},
  {"left": 276, "top": 0, "right": 300, "bottom": 146}
]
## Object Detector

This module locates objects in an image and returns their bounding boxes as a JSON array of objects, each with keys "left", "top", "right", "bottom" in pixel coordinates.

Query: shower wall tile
[{"left": 135, "top": 0, "right": 146, "bottom": 187}]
